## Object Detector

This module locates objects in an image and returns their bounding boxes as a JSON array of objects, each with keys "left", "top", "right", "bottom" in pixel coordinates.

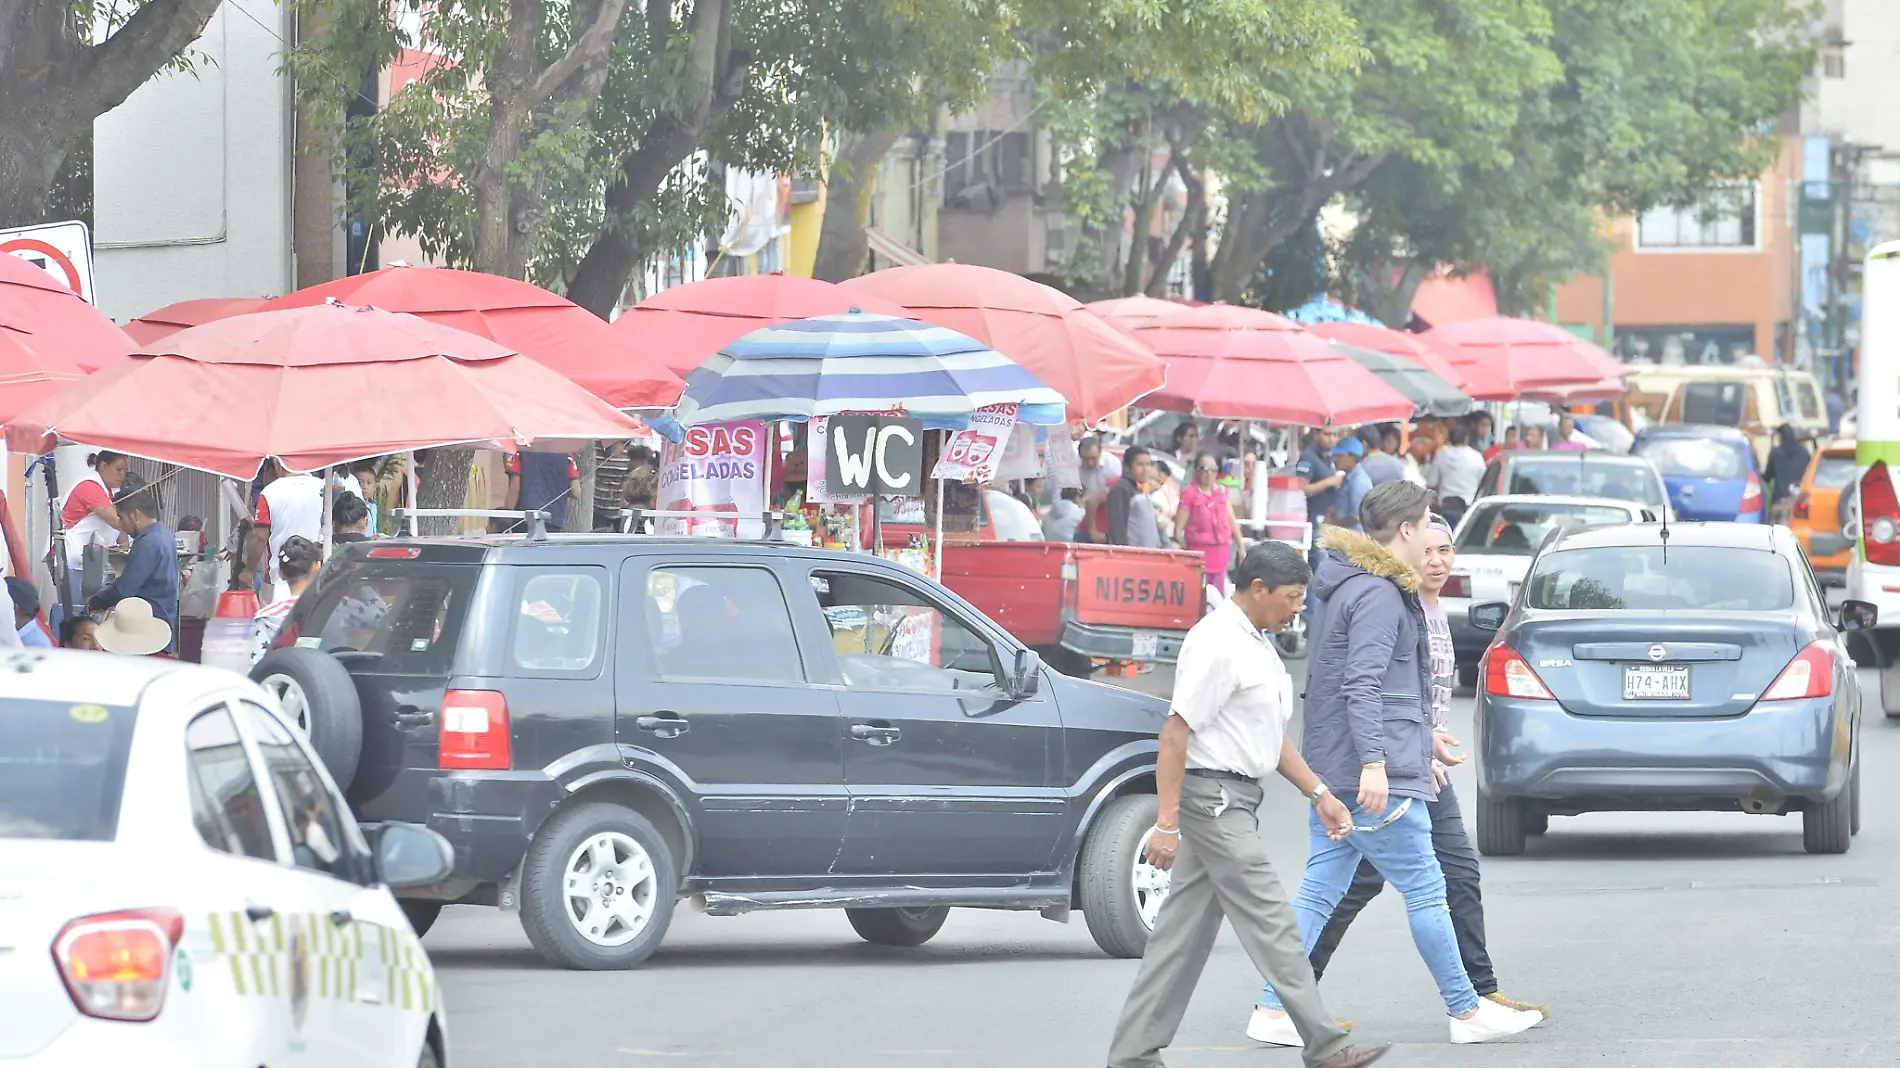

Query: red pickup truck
[{"left": 881, "top": 495, "right": 1207, "bottom": 677}]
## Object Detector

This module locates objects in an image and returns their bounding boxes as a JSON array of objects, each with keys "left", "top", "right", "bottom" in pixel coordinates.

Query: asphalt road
[{"left": 427, "top": 659, "right": 1899, "bottom": 1068}]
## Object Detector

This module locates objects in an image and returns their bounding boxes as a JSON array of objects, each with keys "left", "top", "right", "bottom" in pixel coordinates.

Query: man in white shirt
[
  {"left": 984, "top": 484, "right": 1042, "bottom": 541},
  {"left": 1106, "top": 542, "right": 1389, "bottom": 1068},
  {"left": 244, "top": 458, "right": 325, "bottom": 597},
  {"left": 1425, "top": 424, "right": 1486, "bottom": 527}
]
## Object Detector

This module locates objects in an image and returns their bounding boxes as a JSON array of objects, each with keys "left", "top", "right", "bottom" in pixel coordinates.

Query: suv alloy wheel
[
  {"left": 1078, "top": 794, "right": 1169, "bottom": 958},
  {"left": 520, "top": 802, "right": 679, "bottom": 969}
]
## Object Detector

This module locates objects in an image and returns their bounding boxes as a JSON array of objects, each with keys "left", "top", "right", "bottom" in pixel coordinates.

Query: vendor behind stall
[
  {"left": 87, "top": 482, "right": 178, "bottom": 643},
  {"left": 60, "top": 450, "right": 130, "bottom": 604}
]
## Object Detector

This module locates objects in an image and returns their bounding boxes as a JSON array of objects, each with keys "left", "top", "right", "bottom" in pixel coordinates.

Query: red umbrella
[
  {"left": 1132, "top": 305, "right": 1414, "bottom": 425},
  {"left": 0, "top": 327, "right": 85, "bottom": 424},
  {"left": 613, "top": 273, "right": 912, "bottom": 379},
  {"left": 1424, "top": 317, "right": 1629, "bottom": 399},
  {"left": 0, "top": 254, "right": 135, "bottom": 372},
  {"left": 6, "top": 303, "right": 645, "bottom": 478},
  {"left": 267, "top": 264, "right": 683, "bottom": 408},
  {"left": 840, "top": 264, "right": 1166, "bottom": 423},
  {"left": 1304, "top": 321, "right": 1471, "bottom": 394},
  {"left": 124, "top": 297, "right": 272, "bottom": 346},
  {"left": 1087, "top": 295, "right": 1192, "bottom": 330}
]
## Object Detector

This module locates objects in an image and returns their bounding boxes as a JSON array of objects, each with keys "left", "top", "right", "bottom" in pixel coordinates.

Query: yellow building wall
[{"left": 787, "top": 197, "right": 825, "bottom": 278}]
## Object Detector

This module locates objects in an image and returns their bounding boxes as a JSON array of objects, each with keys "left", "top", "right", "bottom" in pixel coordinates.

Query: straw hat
[{"left": 95, "top": 598, "right": 173, "bottom": 656}]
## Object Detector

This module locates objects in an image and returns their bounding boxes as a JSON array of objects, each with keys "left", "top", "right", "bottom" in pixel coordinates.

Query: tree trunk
[
  {"left": 1120, "top": 149, "right": 1166, "bottom": 297},
  {"left": 416, "top": 449, "right": 474, "bottom": 536},
  {"left": 812, "top": 126, "right": 905, "bottom": 282},
  {"left": 1145, "top": 157, "right": 1203, "bottom": 298},
  {"left": 565, "top": 0, "right": 738, "bottom": 319},
  {"left": 1361, "top": 261, "right": 1428, "bottom": 327},
  {"left": 0, "top": 114, "right": 65, "bottom": 225}
]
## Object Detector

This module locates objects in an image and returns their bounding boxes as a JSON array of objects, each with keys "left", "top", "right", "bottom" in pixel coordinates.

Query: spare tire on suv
[{"left": 252, "top": 647, "right": 364, "bottom": 788}]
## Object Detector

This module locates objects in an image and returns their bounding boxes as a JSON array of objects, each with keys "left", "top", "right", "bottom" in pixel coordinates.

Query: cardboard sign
[
  {"left": 657, "top": 420, "right": 769, "bottom": 537},
  {"left": 933, "top": 404, "right": 1016, "bottom": 483},
  {"left": 825, "top": 415, "right": 924, "bottom": 497}
]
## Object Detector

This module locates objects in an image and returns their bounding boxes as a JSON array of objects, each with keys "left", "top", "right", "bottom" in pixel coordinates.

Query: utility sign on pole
[{"left": 0, "top": 220, "right": 95, "bottom": 304}]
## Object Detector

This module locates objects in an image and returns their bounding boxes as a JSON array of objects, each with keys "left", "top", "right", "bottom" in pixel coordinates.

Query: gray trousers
[{"left": 1107, "top": 775, "right": 1351, "bottom": 1068}]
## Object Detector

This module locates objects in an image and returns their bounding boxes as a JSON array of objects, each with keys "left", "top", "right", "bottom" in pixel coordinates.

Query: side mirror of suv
[
  {"left": 368, "top": 822, "right": 455, "bottom": 891},
  {"left": 1469, "top": 602, "right": 1511, "bottom": 632},
  {"left": 1009, "top": 648, "right": 1043, "bottom": 699}
]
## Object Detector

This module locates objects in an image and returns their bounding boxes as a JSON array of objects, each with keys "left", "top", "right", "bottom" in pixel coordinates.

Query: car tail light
[
  {"left": 440, "top": 690, "right": 511, "bottom": 769},
  {"left": 1861, "top": 462, "right": 1900, "bottom": 566},
  {"left": 1761, "top": 642, "right": 1833, "bottom": 701},
  {"left": 1483, "top": 644, "right": 1553, "bottom": 700},
  {"left": 1740, "top": 473, "right": 1763, "bottom": 515},
  {"left": 53, "top": 908, "right": 183, "bottom": 1022},
  {"left": 1441, "top": 574, "right": 1471, "bottom": 599},
  {"left": 1792, "top": 491, "right": 1811, "bottom": 520}
]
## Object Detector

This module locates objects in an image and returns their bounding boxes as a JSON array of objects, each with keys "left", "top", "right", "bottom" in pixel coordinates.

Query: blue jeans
[{"left": 1259, "top": 799, "right": 1480, "bottom": 1016}]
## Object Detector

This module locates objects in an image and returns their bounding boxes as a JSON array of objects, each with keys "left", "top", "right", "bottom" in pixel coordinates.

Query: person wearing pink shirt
[{"left": 1177, "top": 452, "right": 1245, "bottom": 593}]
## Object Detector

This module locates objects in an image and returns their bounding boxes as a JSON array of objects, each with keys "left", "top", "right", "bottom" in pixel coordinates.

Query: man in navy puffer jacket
[{"left": 1246, "top": 481, "right": 1545, "bottom": 1047}]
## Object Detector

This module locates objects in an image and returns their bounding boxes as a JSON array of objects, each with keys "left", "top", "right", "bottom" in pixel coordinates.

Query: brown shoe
[
  {"left": 1485, "top": 991, "right": 1549, "bottom": 1017},
  {"left": 1313, "top": 1043, "right": 1392, "bottom": 1068}
]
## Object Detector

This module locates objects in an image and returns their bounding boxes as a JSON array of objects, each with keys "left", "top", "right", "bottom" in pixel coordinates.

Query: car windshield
[
  {"left": 1677, "top": 381, "right": 1748, "bottom": 426},
  {"left": 1635, "top": 437, "right": 1750, "bottom": 481},
  {"left": 293, "top": 559, "right": 479, "bottom": 675},
  {"left": 1525, "top": 546, "right": 1793, "bottom": 611},
  {"left": 0, "top": 700, "right": 138, "bottom": 841},
  {"left": 1456, "top": 502, "right": 1637, "bottom": 555},
  {"left": 1505, "top": 457, "right": 1666, "bottom": 509},
  {"left": 1813, "top": 452, "right": 1858, "bottom": 490}
]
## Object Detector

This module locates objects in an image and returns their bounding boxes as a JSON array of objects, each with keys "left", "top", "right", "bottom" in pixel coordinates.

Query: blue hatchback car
[
  {"left": 1467, "top": 522, "right": 1874, "bottom": 855},
  {"left": 1630, "top": 424, "right": 1764, "bottom": 522}
]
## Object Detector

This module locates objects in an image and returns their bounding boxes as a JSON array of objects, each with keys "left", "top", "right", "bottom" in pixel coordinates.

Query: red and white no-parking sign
[{"left": 1, "top": 220, "right": 95, "bottom": 304}]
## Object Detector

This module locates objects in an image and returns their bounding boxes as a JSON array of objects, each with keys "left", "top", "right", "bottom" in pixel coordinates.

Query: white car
[
  {"left": 0, "top": 650, "right": 454, "bottom": 1066},
  {"left": 1444, "top": 494, "right": 1654, "bottom": 685}
]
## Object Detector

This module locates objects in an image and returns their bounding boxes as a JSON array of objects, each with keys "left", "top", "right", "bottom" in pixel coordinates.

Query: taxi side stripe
[
  {"left": 229, "top": 956, "right": 248, "bottom": 996},
  {"left": 208, "top": 911, "right": 226, "bottom": 954}
]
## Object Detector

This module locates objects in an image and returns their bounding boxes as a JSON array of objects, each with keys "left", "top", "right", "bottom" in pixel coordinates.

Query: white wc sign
[{"left": 826, "top": 415, "right": 924, "bottom": 496}]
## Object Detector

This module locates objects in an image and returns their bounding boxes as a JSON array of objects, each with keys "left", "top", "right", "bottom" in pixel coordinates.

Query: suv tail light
[
  {"left": 1792, "top": 491, "right": 1811, "bottom": 520},
  {"left": 1441, "top": 574, "right": 1471, "bottom": 599},
  {"left": 1740, "top": 473, "right": 1763, "bottom": 515},
  {"left": 1861, "top": 462, "right": 1900, "bottom": 566},
  {"left": 440, "top": 690, "right": 512, "bottom": 769},
  {"left": 1762, "top": 642, "right": 1833, "bottom": 701},
  {"left": 1483, "top": 643, "right": 1553, "bottom": 700},
  {"left": 53, "top": 908, "right": 183, "bottom": 1022}
]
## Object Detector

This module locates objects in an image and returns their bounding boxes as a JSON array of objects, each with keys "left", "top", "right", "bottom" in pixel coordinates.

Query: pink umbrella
[
  {"left": 1087, "top": 295, "right": 1193, "bottom": 330},
  {"left": 0, "top": 254, "right": 135, "bottom": 372},
  {"left": 613, "top": 273, "right": 912, "bottom": 379},
  {"left": 7, "top": 303, "right": 644, "bottom": 478},
  {"left": 1424, "top": 317, "right": 1629, "bottom": 399},
  {"left": 1131, "top": 305, "right": 1414, "bottom": 425},
  {"left": 1304, "top": 321, "right": 1471, "bottom": 393},
  {"left": 124, "top": 298, "right": 273, "bottom": 346}
]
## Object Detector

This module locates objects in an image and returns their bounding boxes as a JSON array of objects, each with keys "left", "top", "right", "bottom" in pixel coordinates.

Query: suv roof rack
[
  {"left": 392, "top": 508, "right": 554, "bottom": 540},
  {"left": 617, "top": 508, "right": 787, "bottom": 540}
]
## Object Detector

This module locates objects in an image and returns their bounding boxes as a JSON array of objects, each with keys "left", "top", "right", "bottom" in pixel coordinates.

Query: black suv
[{"left": 253, "top": 536, "right": 1170, "bottom": 969}]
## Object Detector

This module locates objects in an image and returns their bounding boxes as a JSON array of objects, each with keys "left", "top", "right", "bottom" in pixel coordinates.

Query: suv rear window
[
  {"left": 1635, "top": 436, "right": 1750, "bottom": 480},
  {"left": 294, "top": 559, "right": 479, "bottom": 675},
  {"left": 1456, "top": 502, "right": 1637, "bottom": 555},
  {"left": 1678, "top": 381, "right": 1748, "bottom": 426},
  {"left": 0, "top": 700, "right": 137, "bottom": 840},
  {"left": 1813, "top": 452, "right": 1858, "bottom": 490}
]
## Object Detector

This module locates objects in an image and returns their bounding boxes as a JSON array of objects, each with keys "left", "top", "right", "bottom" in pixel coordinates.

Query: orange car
[{"left": 1791, "top": 439, "right": 1858, "bottom": 583}]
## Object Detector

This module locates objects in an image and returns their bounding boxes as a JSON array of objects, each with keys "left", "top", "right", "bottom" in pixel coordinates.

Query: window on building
[
  {"left": 944, "top": 130, "right": 1035, "bottom": 205},
  {"left": 1824, "top": 52, "right": 1846, "bottom": 78},
  {"left": 1636, "top": 184, "right": 1758, "bottom": 249}
]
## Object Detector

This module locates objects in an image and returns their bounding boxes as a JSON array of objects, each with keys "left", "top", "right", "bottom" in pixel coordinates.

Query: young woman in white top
[{"left": 59, "top": 451, "right": 130, "bottom": 605}]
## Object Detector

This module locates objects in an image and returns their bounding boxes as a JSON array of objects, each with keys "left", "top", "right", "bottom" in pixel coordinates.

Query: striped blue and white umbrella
[{"left": 672, "top": 311, "right": 1069, "bottom": 428}]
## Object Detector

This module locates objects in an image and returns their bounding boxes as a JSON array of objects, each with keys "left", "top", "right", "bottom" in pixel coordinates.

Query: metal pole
[{"left": 933, "top": 430, "right": 946, "bottom": 581}]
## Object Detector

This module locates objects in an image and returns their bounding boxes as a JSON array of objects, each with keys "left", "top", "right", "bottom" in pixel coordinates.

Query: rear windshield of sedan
[
  {"left": 0, "top": 701, "right": 137, "bottom": 841},
  {"left": 1505, "top": 457, "right": 1666, "bottom": 509},
  {"left": 1525, "top": 546, "right": 1793, "bottom": 612},
  {"left": 1635, "top": 437, "right": 1751, "bottom": 481},
  {"left": 1456, "top": 502, "right": 1637, "bottom": 555}
]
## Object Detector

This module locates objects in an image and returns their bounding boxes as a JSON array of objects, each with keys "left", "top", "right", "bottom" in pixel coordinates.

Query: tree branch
[
  {"left": 59, "top": 0, "right": 225, "bottom": 122},
  {"left": 523, "top": 0, "right": 632, "bottom": 109},
  {"left": 1146, "top": 152, "right": 1203, "bottom": 297}
]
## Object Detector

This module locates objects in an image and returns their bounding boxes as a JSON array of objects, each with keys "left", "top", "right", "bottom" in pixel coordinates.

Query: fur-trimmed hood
[{"left": 1315, "top": 525, "right": 1420, "bottom": 596}]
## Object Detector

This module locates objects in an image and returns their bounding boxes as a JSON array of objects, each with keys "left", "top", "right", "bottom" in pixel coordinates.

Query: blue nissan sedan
[{"left": 1468, "top": 522, "right": 1873, "bottom": 855}]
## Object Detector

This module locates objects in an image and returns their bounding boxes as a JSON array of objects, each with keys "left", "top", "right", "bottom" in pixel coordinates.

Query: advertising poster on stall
[
  {"left": 931, "top": 403, "right": 1016, "bottom": 483},
  {"left": 657, "top": 420, "right": 768, "bottom": 538}
]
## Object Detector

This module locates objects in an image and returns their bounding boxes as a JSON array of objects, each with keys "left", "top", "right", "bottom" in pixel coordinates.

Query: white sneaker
[
  {"left": 1449, "top": 997, "right": 1545, "bottom": 1044},
  {"left": 1245, "top": 1007, "right": 1302, "bottom": 1047}
]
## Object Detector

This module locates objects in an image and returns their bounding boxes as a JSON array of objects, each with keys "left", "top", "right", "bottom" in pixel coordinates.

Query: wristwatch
[{"left": 1307, "top": 783, "right": 1331, "bottom": 805}]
